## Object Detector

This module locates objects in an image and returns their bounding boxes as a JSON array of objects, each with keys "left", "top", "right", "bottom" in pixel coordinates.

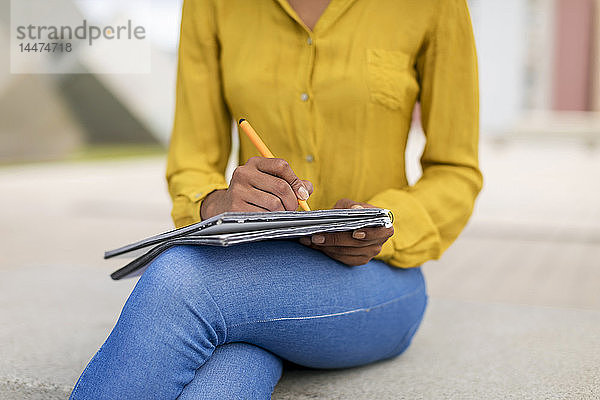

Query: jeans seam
[{"left": 228, "top": 283, "right": 426, "bottom": 329}]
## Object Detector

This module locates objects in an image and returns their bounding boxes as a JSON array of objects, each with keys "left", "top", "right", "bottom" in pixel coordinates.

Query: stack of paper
[{"left": 105, "top": 208, "right": 393, "bottom": 280}]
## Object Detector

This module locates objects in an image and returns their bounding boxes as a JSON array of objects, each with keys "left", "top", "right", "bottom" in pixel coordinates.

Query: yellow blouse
[{"left": 166, "top": 0, "right": 483, "bottom": 268}]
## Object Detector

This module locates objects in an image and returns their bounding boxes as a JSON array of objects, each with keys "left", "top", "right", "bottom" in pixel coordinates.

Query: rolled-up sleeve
[
  {"left": 369, "top": 0, "right": 483, "bottom": 268},
  {"left": 166, "top": 0, "right": 231, "bottom": 228}
]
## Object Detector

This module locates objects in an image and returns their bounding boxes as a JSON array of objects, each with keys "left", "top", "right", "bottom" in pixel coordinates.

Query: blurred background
[
  {"left": 0, "top": 0, "right": 599, "bottom": 398},
  {"left": 1, "top": 0, "right": 600, "bottom": 161}
]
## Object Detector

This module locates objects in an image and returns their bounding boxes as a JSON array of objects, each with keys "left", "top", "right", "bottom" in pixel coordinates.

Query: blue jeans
[{"left": 70, "top": 240, "right": 427, "bottom": 399}]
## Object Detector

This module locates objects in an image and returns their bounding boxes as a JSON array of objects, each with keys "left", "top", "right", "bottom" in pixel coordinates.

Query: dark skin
[
  {"left": 287, "top": 0, "right": 332, "bottom": 31},
  {"left": 201, "top": 159, "right": 394, "bottom": 267},
  {"left": 201, "top": 0, "right": 394, "bottom": 267},
  {"left": 200, "top": 157, "right": 314, "bottom": 216},
  {"left": 298, "top": 198, "right": 395, "bottom": 267}
]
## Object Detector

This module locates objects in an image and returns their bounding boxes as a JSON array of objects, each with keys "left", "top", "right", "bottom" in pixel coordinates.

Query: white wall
[{"left": 469, "top": 0, "right": 529, "bottom": 135}]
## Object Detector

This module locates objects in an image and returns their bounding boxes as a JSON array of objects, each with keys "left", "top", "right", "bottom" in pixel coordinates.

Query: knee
[
  {"left": 131, "top": 245, "right": 211, "bottom": 309},
  {"left": 387, "top": 287, "right": 428, "bottom": 359},
  {"left": 142, "top": 245, "right": 204, "bottom": 289},
  {"left": 123, "top": 245, "right": 227, "bottom": 344}
]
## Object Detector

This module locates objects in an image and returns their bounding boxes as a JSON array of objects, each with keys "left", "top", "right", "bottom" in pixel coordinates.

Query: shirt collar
[{"left": 273, "top": 0, "right": 359, "bottom": 35}]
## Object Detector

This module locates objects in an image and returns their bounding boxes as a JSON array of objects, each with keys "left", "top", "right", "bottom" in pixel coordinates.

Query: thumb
[
  {"left": 291, "top": 179, "right": 311, "bottom": 201},
  {"left": 301, "top": 180, "right": 314, "bottom": 195}
]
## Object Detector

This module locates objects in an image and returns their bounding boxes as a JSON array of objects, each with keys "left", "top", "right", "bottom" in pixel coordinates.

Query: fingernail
[
  {"left": 312, "top": 235, "right": 325, "bottom": 244},
  {"left": 353, "top": 231, "right": 366, "bottom": 239},
  {"left": 298, "top": 186, "right": 309, "bottom": 200},
  {"left": 351, "top": 204, "right": 364, "bottom": 209}
]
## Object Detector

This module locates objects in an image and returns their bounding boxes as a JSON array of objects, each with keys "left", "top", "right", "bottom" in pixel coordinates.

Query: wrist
[{"left": 200, "top": 189, "right": 226, "bottom": 220}]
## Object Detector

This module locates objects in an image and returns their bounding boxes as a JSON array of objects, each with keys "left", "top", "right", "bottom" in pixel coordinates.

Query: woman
[{"left": 70, "top": 0, "right": 482, "bottom": 398}]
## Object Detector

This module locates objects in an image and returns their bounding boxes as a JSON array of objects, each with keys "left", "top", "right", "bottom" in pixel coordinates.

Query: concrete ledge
[{"left": 1, "top": 379, "right": 70, "bottom": 400}]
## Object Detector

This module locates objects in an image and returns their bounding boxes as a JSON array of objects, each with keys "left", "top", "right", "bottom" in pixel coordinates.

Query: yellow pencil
[{"left": 238, "top": 118, "right": 311, "bottom": 211}]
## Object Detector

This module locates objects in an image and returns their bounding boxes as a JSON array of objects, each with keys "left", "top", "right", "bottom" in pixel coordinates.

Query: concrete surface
[{"left": 1, "top": 138, "right": 599, "bottom": 399}]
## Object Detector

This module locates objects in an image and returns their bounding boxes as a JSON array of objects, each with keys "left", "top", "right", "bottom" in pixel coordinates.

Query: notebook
[{"left": 105, "top": 208, "right": 394, "bottom": 280}]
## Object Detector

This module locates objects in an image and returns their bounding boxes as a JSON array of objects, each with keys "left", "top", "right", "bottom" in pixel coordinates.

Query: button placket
[
  {"left": 304, "top": 31, "right": 318, "bottom": 171},
  {"left": 296, "top": 29, "right": 317, "bottom": 179}
]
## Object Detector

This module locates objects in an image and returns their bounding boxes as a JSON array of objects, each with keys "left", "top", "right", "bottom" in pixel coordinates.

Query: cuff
[
  {"left": 368, "top": 188, "right": 441, "bottom": 268},
  {"left": 171, "top": 182, "right": 229, "bottom": 228}
]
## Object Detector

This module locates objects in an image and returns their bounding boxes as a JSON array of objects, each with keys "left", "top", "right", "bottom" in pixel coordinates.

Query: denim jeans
[{"left": 70, "top": 240, "right": 427, "bottom": 399}]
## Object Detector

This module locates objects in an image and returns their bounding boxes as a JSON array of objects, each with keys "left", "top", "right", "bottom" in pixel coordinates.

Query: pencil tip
[{"left": 238, "top": 118, "right": 246, "bottom": 124}]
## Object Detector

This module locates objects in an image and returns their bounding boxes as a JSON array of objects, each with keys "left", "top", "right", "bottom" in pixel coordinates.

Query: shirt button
[
  {"left": 307, "top": 37, "right": 313, "bottom": 45},
  {"left": 305, "top": 154, "right": 314, "bottom": 163},
  {"left": 194, "top": 193, "right": 202, "bottom": 199},
  {"left": 300, "top": 93, "right": 309, "bottom": 102}
]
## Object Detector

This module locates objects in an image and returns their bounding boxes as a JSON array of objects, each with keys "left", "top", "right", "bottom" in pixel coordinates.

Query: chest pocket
[{"left": 366, "top": 49, "right": 419, "bottom": 111}]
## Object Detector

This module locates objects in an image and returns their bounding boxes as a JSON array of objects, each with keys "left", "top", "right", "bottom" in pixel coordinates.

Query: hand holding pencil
[
  {"left": 238, "top": 119, "right": 311, "bottom": 211},
  {"left": 199, "top": 119, "right": 313, "bottom": 220}
]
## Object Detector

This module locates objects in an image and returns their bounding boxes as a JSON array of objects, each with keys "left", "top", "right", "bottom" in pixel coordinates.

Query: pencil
[{"left": 238, "top": 118, "right": 311, "bottom": 211}]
